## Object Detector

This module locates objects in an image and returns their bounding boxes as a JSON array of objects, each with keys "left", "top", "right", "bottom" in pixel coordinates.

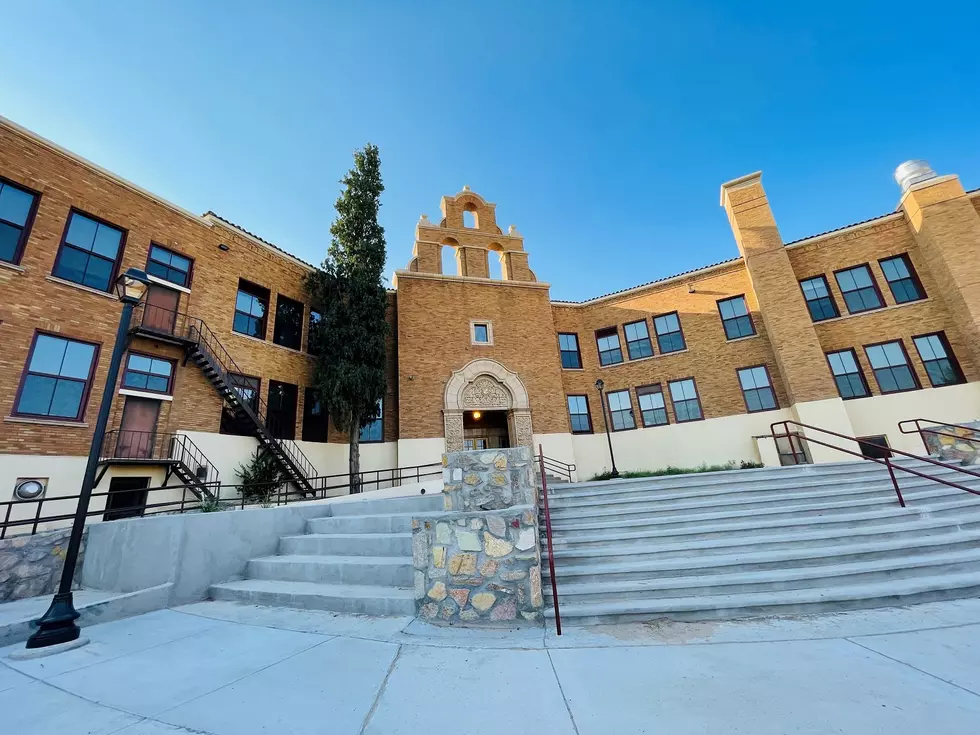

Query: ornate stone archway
[{"left": 443, "top": 359, "right": 533, "bottom": 452}]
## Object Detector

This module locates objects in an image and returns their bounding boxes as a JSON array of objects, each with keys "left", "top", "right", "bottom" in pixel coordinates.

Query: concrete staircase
[
  {"left": 542, "top": 459, "right": 980, "bottom": 625},
  {"left": 210, "top": 492, "right": 443, "bottom": 615}
]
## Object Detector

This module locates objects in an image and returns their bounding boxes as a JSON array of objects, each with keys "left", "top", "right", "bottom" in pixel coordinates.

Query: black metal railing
[
  {"left": 536, "top": 454, "right": 576, "bottom": 483},
  {"left": 101, "top": 430, "right": 220, "bottom": 486}
]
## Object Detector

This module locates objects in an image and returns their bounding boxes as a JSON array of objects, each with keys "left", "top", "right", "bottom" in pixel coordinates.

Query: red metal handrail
[
  {"left": 538, "top": 444, "right": 562, "bottom": 635},
  {"left": 898, "top": 418, "right": 980, "bottom": 455},
  {"left": 771, "top": 420, "right": 980, "bottom": 508}
]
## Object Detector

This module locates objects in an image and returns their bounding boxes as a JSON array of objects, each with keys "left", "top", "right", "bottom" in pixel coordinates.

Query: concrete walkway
[{"left": 3, "top": 599, "right": 980, "bottom": 734}]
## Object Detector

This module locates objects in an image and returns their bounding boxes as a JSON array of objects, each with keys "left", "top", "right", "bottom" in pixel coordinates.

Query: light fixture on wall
[
  {"left": 472, "top": 411, "right": 482, "bottom": 420},
  {"left": 688, "top": 281, "right": 696, "bottom": 293},
  {"left": 13, "top": 478, "right": 46, "bottom": 500},
  {"left": 218, "top": 243, "right": 230, "bottom": 251}
]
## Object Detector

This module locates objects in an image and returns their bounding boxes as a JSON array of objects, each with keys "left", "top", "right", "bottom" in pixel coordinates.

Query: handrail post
[
  {"left": 884, "top": 456, "right": 906, "bottom": 507},
  {"left": 538, "top": 444, "right": 561, "bottom": 636}
]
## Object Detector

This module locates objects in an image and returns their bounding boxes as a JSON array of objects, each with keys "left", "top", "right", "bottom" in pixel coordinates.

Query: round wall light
[{"left": 14, "top": 479, "right": 46, "bottom": 500}]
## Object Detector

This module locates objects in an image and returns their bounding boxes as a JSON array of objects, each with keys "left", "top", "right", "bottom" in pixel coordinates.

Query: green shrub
[
  {"left": 589, "top": 460, "right": 763, "bottom": 482},
  {"left": 198, "top": 496, "right": 227, "bottom": 513},
  {"left": 236, "top": 448, "right": 288, "bottom": 504}
]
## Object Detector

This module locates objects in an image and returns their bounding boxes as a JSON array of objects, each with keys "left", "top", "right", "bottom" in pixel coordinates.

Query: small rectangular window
[
  {"left": 52, "top": 210, "right": 126, "bottom": 292},
  {"left": 826, "top": 349, "right": 870, "bottom": 399},
  {"left": 606, "top": 389, "right": 635, "bottom": 431},
  {"left": 799, "top": 275, "right": 839, "bottom": 321},
  {"left": 146, "top": 244, "right": 192, "bottom": 288},
  {"left": 623, "top": 320, "right": 654, "bottom": 360},
  {"left": 913, "top": 332, "right": 965, "bottom": 387},
  {"left": 15, "top": 332, "right": 99, "bottom": 421},
  {"left": 359, "top": 399, "right": 384, "bottom": 442},
  {"left": 566, "top": 395, "right": 592, "bottom": 433},
  {"left": 473, "top": 323, "right": 490, "bottom": 344},
  {"left": 668, "top": 378, "right": 703, "bottom": 422},
  {"left": 273, "top": 294, "right": 304, "bottom": 350},
  {"left": 595, "top": 327, "right": 623, "bottom": 366},
  {"left": 858, "top": 435, "right": 892, "bottom": 460},
  {"left": 220, "top": 373, "right": 260, "bottom": 436},
  {"left": 636, "top": 384, "right": 668, "bottom": 427},
  {"left": 0, "top": 177, "right": 39, "bottom": 265},
  {"left": 233, "top": 280, "right": 269, "bottom": 339},
  {"left": 558, "top": 333, "right": 582, "bottom": 369},
  {"left": 865, "top": 341, "right": 919, "bottom": 393},
  {"left": 302, "top": 387, "right": 330, "bottom": 442},
  {"left": 737, "top": 365, "right": 778, "bottom": 412},
  {"left": 307, "top": 309, "right": 321, "bottom": 355},
  {"left": 717, "top": 295, "right": 755, "bottom": 340},
  {"left": 835, "top": 265, "right": 883, "bottom": 314},
  {"left": 653, "top": 312, "right": 685, "bottom": 353},
  {"left": 880, "top": 254, "right": 925, "bottom": 304},
  {"left": 122, "top": 353, "right": 175, "bottom": 395}
]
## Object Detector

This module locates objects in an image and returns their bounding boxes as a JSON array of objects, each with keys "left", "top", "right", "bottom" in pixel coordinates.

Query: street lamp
[
  {"left": 594, "top": 378, "right": 619, "bottom": 479},
  {"left": 27, "top": 268, "right": 150, "bottom": 649}
]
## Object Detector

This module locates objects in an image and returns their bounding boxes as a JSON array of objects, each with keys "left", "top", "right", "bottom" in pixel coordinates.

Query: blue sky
[{"left": 2, "top": 1, "right": 979, "bottom": 301}]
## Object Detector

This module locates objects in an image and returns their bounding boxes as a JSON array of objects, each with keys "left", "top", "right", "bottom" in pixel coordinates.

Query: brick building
[{"left": 3, "top": 115, "right": 980, "bottom": 518}]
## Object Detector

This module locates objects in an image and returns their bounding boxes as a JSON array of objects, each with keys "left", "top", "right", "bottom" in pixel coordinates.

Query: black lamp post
[
  {"left": 594, "top": 378, "right": 619, "bottom": 478},
  {"left": 27, "top": 268, "right": 150, "bottom": 649}
]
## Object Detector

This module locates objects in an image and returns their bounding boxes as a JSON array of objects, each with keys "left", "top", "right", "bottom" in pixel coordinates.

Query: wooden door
[
  {"left": 142, "top": 284, "right": 180, "bottom": 334},
  {"left": 116, "top": 397, "right": 161, "bottom": 459}
]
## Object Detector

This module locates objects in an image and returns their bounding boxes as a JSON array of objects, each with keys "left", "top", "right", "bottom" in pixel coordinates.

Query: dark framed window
[
  {"left": 268, "top": 380, "right": 298, "bottom": 440},
  {"left": 302, "top": 387, "right": 330, "bottom": 442},
  {"left": 668, "top": 378, "right": 703, "bottom": 422},
  {"left": 858, "top": 435, "right": 892, "bottom": 460},
  {"left": 273, "top": 294, "right": 304, "bottom": 350},
  {"left": 0, "top": 176, "right": 40, "bottom": 265},
  {"left": 473, "top": 322, "right": 490, "bottom": 344},
  {"left": 653, "top": 312, "right": 685, "bottom": 353},
  {"left": 359, "top": 399, "right": 383, "bottom": 443},
  {"left": 826, "top": 349, "right": 870, "bottom": 399},
  {"left": 717, "top": 295, "right": 755, "bottom": 340},
  {"left": 865, "top": 341, "right": 919, "bottom": 394},
  {"left": 220, "top": 373, "right": 260, "bottom": 436},
  {"left": 558, "top": 333, "right": 582, "bottom": 369},
  {"left": 52, "top": 210, "right": 125, "bottom": 292},
  {"left": 737, "top": 365, "right": 778, "bottom": 413},
  {"left": 606, "top": 389, "right": 635, "bottom": 431},
  {"left": 595, "top": 327, "right": 623, "bottom": 366},
  {"left": 623, "top": 320, "right": 654, "bottom": 360},
  {"left": 146, "top": 244, "right": 192, "bottom": 288},
  {"left": 14, "top": 332, "right": 99, "bottom": 421},
  {"left": 879, "top": 254, "right": 925, "bottom": 304},
  {"left": 913, "top": 332, "right": 965, "bottom": 387},
  {"left": 567, "top": 395, "right": 592, "bottom": 434},
  {"left": 307, "top": 309, "right": 322, "bottom": 355},
  {"left": 636, "top": 384, "right": 668, "bottom": 427},
  {"left": 799, "top": 275, "right": 839, "bottom": 322},
  {"left": 121, "top": 353, "right": 175, "bottom": 395},
  {"left": 834, "top": 264, "right": 883, "bottom": 314},
  {"left": 233, "top": 280, "right": 269, "bottom": 339}
]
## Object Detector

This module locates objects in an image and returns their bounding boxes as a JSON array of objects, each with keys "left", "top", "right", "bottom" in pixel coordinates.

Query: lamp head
[
  {"left": 115, "top": 268, "right": 151, "bottom": 304},
  {"left": 594, "top": 378, "right": 604, "bottom": 392}
]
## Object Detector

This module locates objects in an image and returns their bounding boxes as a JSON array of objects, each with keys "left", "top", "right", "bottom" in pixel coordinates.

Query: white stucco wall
[
  {"left": 792, "top": 398, "right": 862, "bottom": 463},
  {"left": 396, "top": 437, "right": 446, "bottom": 469}
]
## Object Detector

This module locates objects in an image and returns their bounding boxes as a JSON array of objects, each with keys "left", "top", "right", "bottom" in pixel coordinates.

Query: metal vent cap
[{"left": 894, "top": 160, "right": 937, "bottom": 193}]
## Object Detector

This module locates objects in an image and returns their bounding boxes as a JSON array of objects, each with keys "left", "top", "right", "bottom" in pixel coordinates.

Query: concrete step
[
  {"left": 307, "top": 512, "right": 416, "bottom": 535},
  {"left": 327, "top": 493, "right": 443, "bottom": 517},
  {"left": 279, "top": 532, "right": 412, "bottom": 557},
  {"left": 247, "top": 554, "right": 413, "bottom": 586},
  {"left": 209, "top": 578, "right": 416, "bottom": 616}
]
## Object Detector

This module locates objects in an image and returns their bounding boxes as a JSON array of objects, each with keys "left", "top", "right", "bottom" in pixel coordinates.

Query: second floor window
[
  {"left": 606, "top": 389, "right": 635, "bottom": 431},
  {"left": 799, "top": 276, "right": 839, "bottom": 321},
  {"left": 53, "top": 211, "right": 125, "bottom": 292},
  {"left": 637, "top": 384, "right": 668, "bottom": 427},
  {"left": 623, "top": 320, "right": 654, "bottom": 360},
  {"left": 826, "top": 349, "right": 870, "bottom": 399},
  {"left": 567, "top": 395, "right": 592, "bottom": 433},
  {"left": 717, "top": 295, "right": 755, "bottom": 340},
  {"left": 122, "top": 353, "right": 175, "bottom": 395},
  {"left": 359, "top": 399, "right": 383, "bottom": 442},
  {"left": 15, "top": 333, "right": 98, "bottom": 421},
  {"left": 835, "top": 265, "right": 883, "bottom": 314},
  {"left": 273, "top": 295, "right": 304, "bottom": 350},
  {"left": 146, "top": 244, "right": 192, "bottom": 288},
  {"left": 558, "top": 333, "right": 582, "bottom": 369},
  {"left": 653, "top": 312, "right": 685, "bottom": 353},
  {"left": 879, "top": 254, "right": 925, "bottom": 304},
  {"left": 234, "top": 281, "right": 269, "bottom": 339},
  {"left": 865, "top": 341, "right": 918, "bottom": 393},
  {"left": 913, "top": 332, "right": 964, "bottom": 387},
  {"left": 737, "top": 366, "right": 778, "bottom": 412},
  {"left": 595, "top": 327, "right": 623, "bottom": 366},
  {"left": 307, "top": 309, "right": 322, "bottom": 355},
  {"left": 0, "top": 177, "right": 38, "bottom": 264},
  {"left": 669, "top": 378, "right": 703, "bottom": 422}
]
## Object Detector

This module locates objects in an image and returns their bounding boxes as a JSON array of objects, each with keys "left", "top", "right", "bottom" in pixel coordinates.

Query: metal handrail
[
  {"left": 898, "top": 418, "right": 980, "bottom": 455},
  {"left": 537, "top": 454, "right": 576, "bottom": 483},
  {"left": 101, "top": 430, "right": 220, "bottom": 487},
  {"left": 771, "top": 420, "right": 980, "bottom": 508},
  {"left": 538, "top": 444, "right": 562, "bottom": 635}
]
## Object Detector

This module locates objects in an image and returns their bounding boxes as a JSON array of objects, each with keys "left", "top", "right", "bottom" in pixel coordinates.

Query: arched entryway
[{"left": 443, "top": 359, "right": 533, "bottom": 452}]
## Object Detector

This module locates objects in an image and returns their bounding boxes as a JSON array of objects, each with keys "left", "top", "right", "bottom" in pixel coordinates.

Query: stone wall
[
  {"left": 441, "top": 446, "right": 536, "bottom": 511},
  {"left": 922, "top": 421, "right": 980, "bottom": 464},
  {"left": 0, "top": 527, "right": 86, "bottom": 602}
]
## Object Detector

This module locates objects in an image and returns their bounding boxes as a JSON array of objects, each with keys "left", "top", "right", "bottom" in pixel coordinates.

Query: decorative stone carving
[
  {"left": 513, "top": 412, "right": 534, "bottom": 449},
  {"left": 444, "top": 359, "right": 529, "bottom": 411},
  {"left": 461, "top": 376, "right": 510, "bottom": 409},
  {"left": 444, "top": 412, "right": 464, "bottom": 453}
]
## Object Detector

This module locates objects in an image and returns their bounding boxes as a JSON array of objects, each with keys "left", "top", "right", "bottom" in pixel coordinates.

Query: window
[
  {"left": 595, "top": 327, "right": 623, "bottom": 366},
  {"left": 606, "top": 389, "right": 635, "bottom": 431},
  {"left": 567, "top": 395, "right": 592, "bottom": 433},
  {"left": 273, "top": 295, "right": 304, "bottom": 350},
  {"left": 623, "top": 320, "right": 654, "bottom": 360},
  {"left": 15, "top": 333, "right": 99, "bottom": 421},
  {"left": 302, "top": 387, "right": 330, "bottom": 442},
  {"left": 865, "top": 341, "right": 919, "bottom": 393},
  {"left": 717, "top": 295, "right": 755, "bottom": 340},
  {"left": 668, "top": 378, "right": 703, "bottom": 422},
  {"left": 146, "top": 244, "right": 192, "bottom": 288},
  {"left": 799, "top": 276, "right": 839, "bottom": 321},
  {"left": 834, "top": 265, "right": 883, "bottom": 314},
  {"left": 653, "top": 312, "right": 685, "bottom": 353},
  {"left": 268, "top": 380, "right": 298, "bottom": 440},
  {"left": 826, "top": 349, "right": 870, "bottom": 399},
  {"left": 913, "top": 332, "right": 964, "bottom": 387},
  {"left": 558, "top": 333, "right": 582, "bottom": 369},
  {"left": 220, "top": 373, "right": 260, "bottom": 436},
  {"left": 307, "top": 309, "right": 321, "bottom": 355},
  {"left": 858, "top": 435, "right": 892, "bottom": 460},
  {"left": 636, "top": 384, "right": 668, "bottom": 427},
  {"left": 471, "top": 321, "right": 492, "bottom": 345},
  {"left": 233, "top": 280, "right": 269, "bottom": 339},
  {"left": 880, "top": 254, "right": 925, "bottom": 304},
  {"left": 122, "top": 353, "right": 175, "bottom": 395},
  {"left": 0, "top": 177, "right": 39, "bottom": 264},
  {"left": 359, "top": 399, "right": 383, "bottom": 442},
  {"left": 52, "top": 210, "right": 125, "bottom": 292},
  {"left": 737, "top": 366, "right": 778, "bottom": 412}
]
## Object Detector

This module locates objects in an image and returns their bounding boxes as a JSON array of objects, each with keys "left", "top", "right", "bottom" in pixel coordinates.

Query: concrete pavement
[{"left": 2, "top": 598, "right": 980, "bottom": 734}]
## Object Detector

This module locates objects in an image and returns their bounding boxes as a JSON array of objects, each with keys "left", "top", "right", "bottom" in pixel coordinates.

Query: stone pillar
[
  {"left": 443, "top": 410, "right": 464, "bottom": 453},
  {"left": 456, "top": 246, "right": 489, "bottom": 279},
  {"left": 502, "top": 251, "right": 534, "bottom": 281},
  {"left": 509, "top": 409, "right": 534, "bottom": 451},
  {"left": 411, "top": 241, "right": 441, "bottom": 273}
]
